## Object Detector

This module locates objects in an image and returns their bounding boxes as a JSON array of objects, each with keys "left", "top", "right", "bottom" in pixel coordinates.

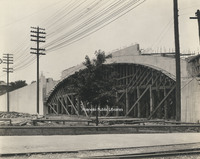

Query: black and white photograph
[{"left": 0, "top": 0, "right": 200, "bottom": 158}]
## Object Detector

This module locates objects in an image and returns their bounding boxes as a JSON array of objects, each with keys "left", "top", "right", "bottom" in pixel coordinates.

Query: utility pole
[
  {"left": 30, "top": 27, "right": 46, "bottom": 114},
  {"left": 173, "top": 0, "right": 181, "bottom": 121},
  {"left": 190, "top": 9, "right": 200, "bottom": 44},
  {"left": 2, "top": 54, "right": 13, "bottom": 112}
]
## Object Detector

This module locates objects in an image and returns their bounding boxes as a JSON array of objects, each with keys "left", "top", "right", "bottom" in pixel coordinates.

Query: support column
[
  {"left": 157, "top": 90, "right": 162, "bottom": 118},
  {"left": 125, "top": 88, "right": 129, "bottom": 115},
  {"left": 150, "top": 85, "right": 153, "bottom": 113},
  {"left": 137, "top": 86, "right": 141, "bottom": 118},
  {"left": 133, "top": 91, "right": 137, "bottom": 117},
  {"left": 71, "top": 95, "right": 75, "bottom": 115},
  {"left": 125, "top": 65, "right": 129, "bottom": 115},
  {"left": 61, "top": 98, "right": 64, "bottom": 114},
  {"left": 65, "top": 95, "right": 69, "bottom": 114},
  {"left": 115, "top": 92, "right": 119, "bottom": 116},
  {"left": 56, "top": 102, "right": 59, "bottom": 114},
  {"left": 77, "top": 96, "right": 81, "bottom": 115},
  {"left": 164, "top": 88, "right": 168, "bottom": 119}
]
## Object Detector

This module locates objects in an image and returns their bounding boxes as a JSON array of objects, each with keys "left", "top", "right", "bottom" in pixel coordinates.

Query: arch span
[{"left": 46, "top": 44, "right": 181, "bottom": 120}]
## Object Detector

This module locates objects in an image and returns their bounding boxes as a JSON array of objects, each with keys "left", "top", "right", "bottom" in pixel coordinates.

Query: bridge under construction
[{"left": 45, "top": 44, "right": 200, "bottom": 123}]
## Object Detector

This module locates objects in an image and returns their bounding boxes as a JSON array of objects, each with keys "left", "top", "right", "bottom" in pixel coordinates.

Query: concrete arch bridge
[{"left": 46, "top": 44, "right": 200, "bottom": 122}]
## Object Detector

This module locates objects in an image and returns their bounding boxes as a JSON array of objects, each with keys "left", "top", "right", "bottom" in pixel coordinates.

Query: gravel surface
[
  {"left": 1, "top": 143, "right": 200, "bottom": 159},
  {"left": 148, "top": 155, "right": 200, "bottom": 159}
]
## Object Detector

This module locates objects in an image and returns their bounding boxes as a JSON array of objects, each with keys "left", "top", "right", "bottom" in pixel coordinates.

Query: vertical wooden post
[
  {"left": 133, "top": 91, "right": 137, "bottom": 117},
  {"left": 61, "top": 98, "right": 64, "bottom": 114},
  {"left": 125, "top": 88, "right": 129, "bottom": 115},
  {"left": 125, "top": 65, "right": 129, "bottom": 115},
  {"left": 65, "top": 95, "right": 69, "bottom": 114},
  {"left": 77, "top": 96, "right": 81, "bottom": 115},
  {"left": 157, "top": 90, "right": 162, "bottom": 118},
  {"left": 115, "top": 91, "right": 119, "bottom": 117},
  {"left": 150, "top": 85, "right": 153, "bottom": 113},
  {"left": 71, "top": 95, "right": 75, "bottom": 115},
  {"left": 96, "top": 105, "right": 99, "bottom": 126},
  {"left": 137, "top": 86, "right": 141, "bottom": 118},
  {"left": 56, "top": 102, "right": 59, "bottom": 114},
  {"left": 164, "top": 88, "right": 168, "bottom": 119}
]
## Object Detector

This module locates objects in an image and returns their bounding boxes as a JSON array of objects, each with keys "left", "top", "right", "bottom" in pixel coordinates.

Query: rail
[
  {"left": 32, "top": 119, "right": 92, "bottom": 126},
  {"left": 0, "top": 119, "right": 12, "bottom": 125}
]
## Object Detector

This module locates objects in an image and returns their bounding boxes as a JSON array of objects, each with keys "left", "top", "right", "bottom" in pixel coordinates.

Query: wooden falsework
[
  {"left": 66, "top": 94, "right": 79, "bottom": 116},
  {"left": 137, "top": 86, "right": 141, "bottom": 118},
  {"left": 148, "top": 84, "right": 176, "bottom": 120},
  {"left": 46, "top": 63, "right": 176, "bottom": 120},
  {"left": 118, "top": 67, "right": 141, "bottom": 101},
  {"left": 164, "top": 88, "right": 168, "bottom": 119},
  {"left": 59, "top": 89, "right": 70, "bottom": 115},
  {"left": 125, "top": 70, "right": 163, "bottom": 116},
  {"left": 150, "top": 85, "right": 153, "bottom": 113},
  {"left": 48, "top": 104, "right": 58, "bottom": 114},
  {"left": 126, "top": 85, "right": 151, "bottom": 116},
  {"left": 80, "top": 101, "right": 89, "bottom": 117},
  {"left": 58, "top": 97, "right": 70, "bottom": 115}
]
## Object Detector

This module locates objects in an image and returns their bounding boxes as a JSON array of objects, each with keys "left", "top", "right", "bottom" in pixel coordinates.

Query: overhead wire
[
  {"left": 41, "top": 0, "right": 76, "bottom": 27},
  {"left": 46, "top": 0, "right": 105, "bottom": 39},
  {"left": 46, "top": 0, "right": 87, "bottom": 30},
  {"left": 150, "top": 18, "right": 174, "bottom": 50},
  {"left": 0, "top": 0, "right": 64, "bottom": 29},
  {"left": 0, "top": 0, "right": 69, "bottom": 74},
  {"left": 1, "top": 0, "right": 146, "bottom": 77},
  {"left": 47, "top": 0, "right": 144, "bottom": 52},
  {"left": 45, "top": 0, "right": 127, "bottom": 49}
]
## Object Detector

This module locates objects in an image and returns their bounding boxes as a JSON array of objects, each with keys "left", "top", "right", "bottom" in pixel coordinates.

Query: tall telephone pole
[
  {"left": 173, "top": 0, "right": 181, "bottom": 121},
  {"left": 2, "top": 54, "right": 13, "bottom": 112},
  {"left": 190, "top": 9, "right": 200, "bottom": 44},
  {"left": 30, "top": 26, "right": 46, "bottom": 114}
]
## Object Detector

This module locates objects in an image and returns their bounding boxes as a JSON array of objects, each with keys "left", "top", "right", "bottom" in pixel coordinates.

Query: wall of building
[{"left": 181, "top": 78, "right": 200, "bottom": 123}]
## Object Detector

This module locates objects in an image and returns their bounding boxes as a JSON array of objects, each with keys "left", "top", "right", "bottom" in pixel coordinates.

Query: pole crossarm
[{"left": 190, "top": 9, "right": 200, "bottom": 44}]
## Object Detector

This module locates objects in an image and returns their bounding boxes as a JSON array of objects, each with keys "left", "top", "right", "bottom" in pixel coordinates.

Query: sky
[{"left": 0, "top": 0, "right": 200, "bottom": 84}]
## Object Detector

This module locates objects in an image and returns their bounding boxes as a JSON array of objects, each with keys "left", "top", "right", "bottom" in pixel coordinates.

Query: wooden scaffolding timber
[
  {"left": 46, "top": 63, "right": 176, "bottom": 120},
  {"left": 126, "top": 85, "right": 151, "bottom": 116},
  {"left": 148, "top": 84, "right": 176, "bottom": 119},
  {"left": 80, "top": 101, "right": 89, "bottom": 117},
  {"left": 48, "top": 103, "right": 58, "bottom": 115}
]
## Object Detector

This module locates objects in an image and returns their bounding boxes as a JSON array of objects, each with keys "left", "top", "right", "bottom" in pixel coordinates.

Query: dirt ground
[
  {"left": 0, "top": 111, "right": 199, "bottom": 133},
  {"left": 0, "top": 111, "right": 94, "bottom": 127}
]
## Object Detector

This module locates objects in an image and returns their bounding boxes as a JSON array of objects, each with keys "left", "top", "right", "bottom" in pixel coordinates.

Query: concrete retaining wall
[
  {"left": 181, "top": 78, "right": 200, "bottom": 123},
  {"left": 0, "top": 82, "right": 44, "bottom": 115}
]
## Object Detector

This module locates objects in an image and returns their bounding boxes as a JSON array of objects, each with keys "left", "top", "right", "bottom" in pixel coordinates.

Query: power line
[
  {"left": 0, "top": 0, "right": 64, "bottom": 29},
  {"left": 47, "top": 0, "right": 145, "bottom": 52}
]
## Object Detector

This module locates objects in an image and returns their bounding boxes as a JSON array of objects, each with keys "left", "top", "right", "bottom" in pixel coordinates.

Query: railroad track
[{"left": 85, "top": 148, "right": 200, "bottom": 159}]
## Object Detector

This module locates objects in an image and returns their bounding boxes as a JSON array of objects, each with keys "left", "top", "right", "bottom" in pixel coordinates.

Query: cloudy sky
[{"left": 0, "top": 0, "right": 200, "bottom": 84}]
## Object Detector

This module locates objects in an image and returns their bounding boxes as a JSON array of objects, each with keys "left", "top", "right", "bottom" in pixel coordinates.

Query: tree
[
  {"left": 9, "top": 80, "right": 27, "bottom": 92},
  {"left": 70, "top": 50, "right": 117, "bottom": 125}
]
